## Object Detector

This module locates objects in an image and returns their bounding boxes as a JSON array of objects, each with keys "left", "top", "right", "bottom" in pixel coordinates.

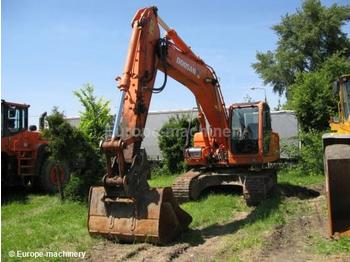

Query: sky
[{"left": 2, "top": 0, "right": 350, "bottom": 125}]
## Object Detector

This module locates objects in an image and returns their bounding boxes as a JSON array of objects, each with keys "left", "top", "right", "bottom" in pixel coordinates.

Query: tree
[
  {"left": 288, "top": 54, "right": 350, "bottom": 131},
  {"left": 158, "top": 115, "right": 199, "bottom": 173},
  {"left": 74, "top": 84, "right": 111, "bottom": 147},
  {"left": 253, "top": 0, "right": 350, "bottom": 95}
]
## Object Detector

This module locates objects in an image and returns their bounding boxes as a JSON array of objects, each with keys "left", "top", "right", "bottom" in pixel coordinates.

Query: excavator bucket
[{"left": 88, "top": 186, "right": 192, "bottom": 244}]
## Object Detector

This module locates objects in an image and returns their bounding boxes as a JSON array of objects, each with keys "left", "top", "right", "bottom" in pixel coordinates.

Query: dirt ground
[{"left": 84, "top": 184, "right": 349, "bottom": 262}]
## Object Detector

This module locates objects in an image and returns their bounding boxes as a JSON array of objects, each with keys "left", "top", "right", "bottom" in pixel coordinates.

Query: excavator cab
[
  {"left": 229, "top": 101, "right": 276, "bottom": 158},
  {"left": 187, "top": 101, "right": 279, "bottom": 166}
]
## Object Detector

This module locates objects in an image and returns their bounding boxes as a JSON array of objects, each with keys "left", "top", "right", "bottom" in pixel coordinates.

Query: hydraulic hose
[{"left": 152, "top": 38, "right": 168, "bottom": 93}]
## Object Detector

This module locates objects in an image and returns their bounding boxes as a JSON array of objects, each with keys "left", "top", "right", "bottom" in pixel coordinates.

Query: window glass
[
  {"left": 231, "top": 107, "right": 259, "bottom": 154},
  {"left": 22, "top": 109, "right": 26, "bottom": 129},
  {"left": 7, "top": 107, "right": 24, "bottom": 134}
]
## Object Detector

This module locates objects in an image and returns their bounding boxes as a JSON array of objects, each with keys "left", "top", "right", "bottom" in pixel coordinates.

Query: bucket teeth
[{"left": 88, "top": 186, "right": 192, "bottom": 244}]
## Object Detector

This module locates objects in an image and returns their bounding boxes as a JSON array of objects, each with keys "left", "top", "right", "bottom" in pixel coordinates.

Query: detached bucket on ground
[{"left": 88, "top": 186, "right": 192, "bottom": 244}]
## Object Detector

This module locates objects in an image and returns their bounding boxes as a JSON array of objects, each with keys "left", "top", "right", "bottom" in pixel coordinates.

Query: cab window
[
  {"left": 231, "top": 106, "right": 259, "bottom": 154},
  {"left": 6, "top": 106, "right": 27, "bottom": 135}
]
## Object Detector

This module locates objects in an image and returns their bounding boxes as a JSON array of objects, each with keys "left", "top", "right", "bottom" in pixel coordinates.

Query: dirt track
[{"left": 84, "top": 185, "right": 350, "bottom": 262}]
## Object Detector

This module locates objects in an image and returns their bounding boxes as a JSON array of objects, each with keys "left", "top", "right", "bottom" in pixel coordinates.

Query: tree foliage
[
  {"left": 280, "top": 130, "right": 324, "bottom": 176},
  {"left": 253, "top": 0, "right": 350, "bottom": 95},
  {"left": 158, "top": 115, "right": 199, "bottom": 173},
  {"left": 298, "top": 131, "right": 324, "bottom": 175},
  {"left": 42, "top": 108, "right": 85, "bottom": 163},
  {"left": 74, "top": 84, "right": 111, "bottom": 147},
  {"left": 43, "top": 109, "right": 105, "bottom": 201},
  {"left": 288, "top": 54, "right": 350, "bottom": 131}
]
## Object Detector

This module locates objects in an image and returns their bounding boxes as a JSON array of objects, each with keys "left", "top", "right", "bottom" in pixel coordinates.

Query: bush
[
  {"left": 298, "top": 131, "right": 324, "bottom": 175},
  {"left": 158, "top": 115, "right": 198, "bottom": 173},
  {"left": 151, "top": 164, "right": 173, "bottom": 177},
  {"left": 52, "top": 84, "right": 111, "bottom": 201},
  {"left": 280, "top": 140, "right": 300, "bottom": 160},
  {"left": 43, "top": 109, "right": 104, "bottom": 201},
  {"left": 282, "top": 130, "right": 324, "bottom": 176}
]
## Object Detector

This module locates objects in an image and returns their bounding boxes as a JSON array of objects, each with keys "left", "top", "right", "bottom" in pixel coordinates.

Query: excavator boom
[{"left": 109, "top": 7, "right": 230, "bottom": 164}]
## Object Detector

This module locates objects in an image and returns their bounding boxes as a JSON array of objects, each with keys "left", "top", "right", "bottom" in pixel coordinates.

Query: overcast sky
[{"left": 2, "top": 0, "right": 349, "bottom": 124}]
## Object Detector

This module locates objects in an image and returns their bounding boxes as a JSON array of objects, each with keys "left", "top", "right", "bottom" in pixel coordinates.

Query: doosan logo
[{"left": 176, "top": 57, "right": 200, "bottom": 78}]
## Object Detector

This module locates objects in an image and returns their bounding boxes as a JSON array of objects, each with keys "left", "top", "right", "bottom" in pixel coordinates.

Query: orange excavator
[{"left": 88, "top": 7, "right": 280, "bottom": 244}]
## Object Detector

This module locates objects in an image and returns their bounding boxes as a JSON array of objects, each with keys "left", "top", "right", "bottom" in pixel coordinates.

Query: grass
[
  {"left": 148, "top": 174, "right": 177, "bottom": 188},
  {"left": 314, "top": 236, "right": 350, "bottom": 255},
  {"left": 2, "top": 168, "right": 348, "bottom": 261},
  {"left": 149, "top": 173, "right": 249, "bottom": 228},
  {"left": 278, "top": 168, "right": 324, "bottom": 185},
  {"left": 181, "top": 194, "right": 249, "bottom": 228},
  {"left": 1, "top": 193, "right": 96, "bottom": 262}
]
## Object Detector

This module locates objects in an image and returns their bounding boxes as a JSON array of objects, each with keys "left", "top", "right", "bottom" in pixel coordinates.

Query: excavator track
[
  {"left": 172, "top": 170, "right": 201, "bottom": 203},
  {"left": 172, "top": 168, "right": 277, "bottom": 206}
]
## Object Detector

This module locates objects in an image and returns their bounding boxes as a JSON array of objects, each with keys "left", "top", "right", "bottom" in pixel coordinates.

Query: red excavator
[{"left": 88, "top": 7, "right": 280, "bottom": 244}]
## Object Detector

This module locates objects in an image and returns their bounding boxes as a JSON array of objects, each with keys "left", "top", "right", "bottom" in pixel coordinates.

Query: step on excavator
[{"left": 88, "top": 6, "right": 280, "bottom": 244}]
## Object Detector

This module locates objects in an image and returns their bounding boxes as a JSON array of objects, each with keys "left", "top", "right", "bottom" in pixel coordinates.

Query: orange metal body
[
  {"left": 2, "top": 130, "right": 47, "bottom": 172},
  {"left": 1, "top": 101, "right": 48, "bottom": 178}
]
